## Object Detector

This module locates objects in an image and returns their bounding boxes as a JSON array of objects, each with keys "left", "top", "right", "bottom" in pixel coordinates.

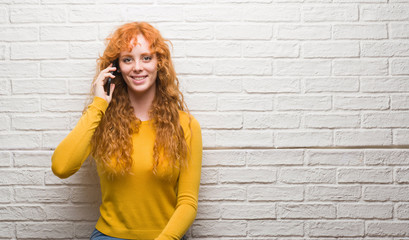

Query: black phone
[{"left": 105, "top": 59, "right": 119, "bottom": 96}]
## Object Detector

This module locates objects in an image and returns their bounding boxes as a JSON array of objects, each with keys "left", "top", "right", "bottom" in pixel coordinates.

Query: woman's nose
[{"left": 133, "top": 61, "right": 143, "bottom": 71}]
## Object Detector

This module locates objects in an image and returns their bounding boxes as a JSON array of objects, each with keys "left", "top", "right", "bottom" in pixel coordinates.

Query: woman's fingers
[{"left": 93, "top": 65, "right": 118, "bottom": 103}]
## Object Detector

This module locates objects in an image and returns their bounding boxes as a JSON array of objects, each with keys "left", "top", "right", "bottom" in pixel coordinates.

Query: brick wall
[{"left": 1, "top": 0, "right": 409, "bottom": 239}]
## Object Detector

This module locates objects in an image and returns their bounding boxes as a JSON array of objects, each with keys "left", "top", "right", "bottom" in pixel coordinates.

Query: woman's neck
[{"left": 127, "top": 86, "right": 156, "bottom": 121}]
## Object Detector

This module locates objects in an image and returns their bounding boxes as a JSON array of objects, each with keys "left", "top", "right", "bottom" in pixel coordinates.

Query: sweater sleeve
[
  {"left": 155, "top": 116, "right": 203, "bottom": 240},
  {"left": 51, "top": 97, "right": 108, "bottom": 179}
]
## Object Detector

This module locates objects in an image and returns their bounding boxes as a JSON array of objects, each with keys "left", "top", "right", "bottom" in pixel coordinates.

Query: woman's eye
[
  {"left": 122, "top": 58, "right": 132, "bottom": 63},
  {"left": 143, "top": 56, "right": 152, "bottom": 61}
]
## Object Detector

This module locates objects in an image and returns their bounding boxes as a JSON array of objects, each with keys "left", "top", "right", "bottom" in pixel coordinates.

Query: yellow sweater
[{"left": 51, "top": 97, "right": 202, "bottom": 240}]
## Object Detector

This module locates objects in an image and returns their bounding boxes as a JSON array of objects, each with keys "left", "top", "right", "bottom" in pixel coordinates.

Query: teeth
[{"left": 132, "top": 76, "right": 146, "bottom": 80}]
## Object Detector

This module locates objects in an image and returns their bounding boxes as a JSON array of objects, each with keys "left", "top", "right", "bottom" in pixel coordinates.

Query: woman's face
[{"left": 118, "top": 34, "right": 158, "bottom": 98}]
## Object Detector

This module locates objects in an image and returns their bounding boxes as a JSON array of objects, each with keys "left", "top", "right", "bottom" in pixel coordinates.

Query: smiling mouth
[{"left": 131, "top": 76, "right": 147, "bottom": 81}]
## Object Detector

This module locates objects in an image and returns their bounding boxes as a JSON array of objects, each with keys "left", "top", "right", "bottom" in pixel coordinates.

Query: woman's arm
[
  {"left": 51, "top": 97, "right": 108, "bottom": 179},
  {"left": 155, "top": 117, "right": 203, "bottom": 240}
]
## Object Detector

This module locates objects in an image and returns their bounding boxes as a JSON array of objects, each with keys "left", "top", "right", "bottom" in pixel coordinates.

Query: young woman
[{"left": 51, "top": 22, "right": 202, "bottom": 240}]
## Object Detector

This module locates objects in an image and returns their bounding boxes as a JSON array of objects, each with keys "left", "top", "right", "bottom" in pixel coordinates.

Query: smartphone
[{"left": 105, "top": 59, "right": 119, "bottom": 96}]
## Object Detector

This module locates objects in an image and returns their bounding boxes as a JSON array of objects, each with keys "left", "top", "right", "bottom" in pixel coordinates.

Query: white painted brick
[
  {"left": 70, "top": 6, "right": 123, "bottom": 22},
  {"left": 0, "top": 26, "right": 38, "bottom": 41},
  {"left": 306, "top": 186, "right": 361, "bottom": 201},
  {"left": 0, "top": 133, "right": 41, "bottom": 149},
  {"left": 303, "top": 41, "right": 359, "bottom": 58},
  {"left": 275, "top": 131, "right": 332, "bottom": 147},
  {"left": 192, "top": 220, "right": 247, "bottom": 237},
  {"left": 215, "top": 24, "right": 273, "bottom": 40},
  {"left": 202, "top": 150, "right": 246, "bottom": 167},
  {"left": 43, "top": 131, "right": 70, "bottom": 149},
  {"left": 216, "top": 130, "right": 273, "bottom": 147},
  {"left": 70, "top": 42, "right": 105, "bottom": 59},
  {"left": 244, "top": 77, "right": 299, "bottom": 93},
  {"left": 0, "top": 44, "right": 5, "bottom": 60},
  {"left": 243, "top": 6, "right": 300, "bottom": 22},
  {"left": 277, "top": 24, "right": 331, "bottom": 40},
  {"left": 396, "top": 167, "right": 409, "bottom": 183},
  {"left": 184, "top": 76, "right": 241, "bottom": 93},
  {"left": 0, "top": 115, "right": 10, "bottom": 131},
  {"left": 12, "top": 79, "right": 67, "bottom": 94},
  {"left": 363, "top": 112, "right": 409, "bottom": 128},
  {"left": 307, "top": 221, "right": 364, "bottom": 237},
  {"left": 0, "top": 222, "right": 14, "bottom": 238},
  {"left": 0, "top": 205, "right": 46, "bottom": 220},
  {"left": 334, "top": 96, "right": 389, "bottom": 110},
  {"left": 41, "top": 61, "right": 95, "bottom": 77},
  {"left": 275, "top": 60, "right": 331, "bottom": 76},
  {"left": 41, "top": 98, "right": 86, "bottom": 112},
  {"left": 69, "top": 79, "right": 92, "bottom": 95},
  {"left": 127, "top": 7, "right": 183, "bottom": 22},
  {"left": 333, "top": 24, "right": 387, "bottom": 39},
  {"left": 365, "top": 149, "right": 409, "bottom": 165},
  {"left": 13, "top": 151, "right": 53, "bottom": 167},
  {"left": 221, "top": 203, "right": 276, "bottom": 219},
  {"left": 71, "top": 186, "right": 100, "bottom": 203},
  {"left": 279, "top": 168, "right": 336, "bottom": 183},
  {"left": 362, "top": 41, "right": 409, "bottom": 57},
  {"left": 40, "top": 25, "right": 97, "bottom": 41},
  {"left": 366, "top": 221, "right": 409, "bottom": 237},
  {"left": 218, "top": 95, "right": 273, "bottom": 111},
  {"left": 185, "top": 7, "right": 242, "bottom": 22},
  {"left": 338, "top": 168, "right": 392, "bottom": 183},
  {"left": 220, "top": 168, "right": 276, "bottom": 183},
  {"left": 157, "top": 23, "right": 213, "bottom": 40},
  {"left": 0, "top": 79, "right": 11, "bottom": 95},
  {"left": 0, "top": 187, "right": 12, "bottom": 203},
  {"left": 391, "top": 58, "right": 409, "bottom": 75},
  {"left": 194, "top": 113, "right": 242, "bottom": 129},
  {"left": 174, "top": 59, "right": 213, "bottom": 75},
  {"left": 14, "top": 186, "right": 70, "bottom": 203},
  {"left": 0, "top": 7, "right": 7, "bottom": 23},
  {"left": 243, "top": 41, "right": 299, "bottom": 58},
  {"left": 247, "top": 149, "right": 304, "bottom": 166},
  {"left": 16, "top": 222, "right": 74, "bottom": 239},
  {"left": 390, "top": 23, "right": 409, "bottom": 39},
  {"left": 157, "top": 0, "right": 211, "bottom": 3},
  {"left": 306, "top": 150, "right": 364, "bottom": 166},
  {"left": 13, "top": 114, "right": 69, "bottom": 130},
  {"left": 248, "top": 186, "right": 304, "bottom": 201},
  {"left": 184, "top": 94, "right": 217, "bottom": 111},
  {"left": 45, "top": 205, "right": 99, "bottom": 221},
  {"left": 276, "top": 95, "right": 331, "bottom": 110},
  {"left": 42, "top": 0, "right": 95, "bottom": 3},
  {"left": 215, "top": 59, "right": 272, "bottom": 76},
  {"left": 334, "top": 0, "right": 386, "bottom": 2},
  {"left": 305, "top": 113, "right": 360, "bottom": 128},
  {"left": 0, "top": 151, "right": 10, "bottom": 166},
  {"left": 10, "top": 7, "right": 65, "bottom": 23},
  {"left": 364, "top": 186, "right": 409, "bottom": 201},
  {"left": 338, "top": 203, "right": 393, "bottom": 219},
  {"left": 361, "top": 77, "right": 409, "bottom": 92},
  {"left": 278, "top": 203, "right": 336, "bottom": 219},
  {"left": 186, "top": 41, "right": 241, "bottom": 57},
  {"left": 74, "top": 222, "right": 96, "bottom": 238},
  {"left": 201, "top": 130, "right": 216, "bottom": 148},
  {"left": 391, "top": 95, "right": 409, "bottom": 109},
  {"left": 0, "top": 170, "right": 43, "bottom": 185},
  {"left": 248, "top": 220, "right": 304, "bottom": 237},
  {"left": 196, "top": 203, "right": 220, "bottom": 219},
  {"left": 361, "top": 4, "right": 409, "bottom": 21},
  {"left": 199, "top": 186, "right": 246, "bottom": 201},
  {"left": 334, "top": 59, "right": 388, "bottom": 76},
  {"left": 303, "top": 5, "right": 358, "bottom": 21},
  {"left": 397, "top": 203, "right": 409, "bottom": 219},
  {"left": 45, "top": 164, "right": 99, "bottom": 185},
  {"left": 335, "top": 130, "right": 392, "bottom": 146},
  {"left": 394, "top": 129, "right": 409, "bottom": 145},
  {"left": 0, "top": 62, "right": 39, "bottom": 77},
  {"left": 11, "top": 42, "right": 67, "bottom": 60},
  {"left": 200, "top": 168, "right": 218, "bottom": 184},
  {"left": 244, "top": 113, "right": 299, "bottom": 129}
]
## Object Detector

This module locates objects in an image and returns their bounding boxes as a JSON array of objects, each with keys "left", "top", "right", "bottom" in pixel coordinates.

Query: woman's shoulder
[{"left": 178, "top": 110, "right": 201, "bottom": 130}]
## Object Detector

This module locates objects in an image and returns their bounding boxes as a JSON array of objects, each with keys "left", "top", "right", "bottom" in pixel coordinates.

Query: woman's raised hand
[{"left": 93, "top": 64, "right": 116, "bottom": 103}]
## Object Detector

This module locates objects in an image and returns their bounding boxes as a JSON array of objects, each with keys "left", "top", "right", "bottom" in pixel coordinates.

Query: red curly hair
[{"left": 89, "top": 22, "right": 189, "bottom": 176}]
